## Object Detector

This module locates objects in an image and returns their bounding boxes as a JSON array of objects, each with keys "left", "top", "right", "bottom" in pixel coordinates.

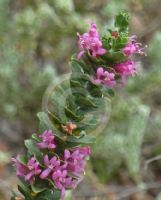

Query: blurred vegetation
[{"left": 1, "top": 0, "right": 161, "bottom": 199}]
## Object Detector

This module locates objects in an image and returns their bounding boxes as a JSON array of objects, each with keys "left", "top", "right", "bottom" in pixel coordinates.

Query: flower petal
[
  {"left": 25, "top": 172, "right": 34, "bottom": 181},
  {"left": 44, "top": 155, "right": 50, "bottom": 166},
  {"left": 40, "top": 168, "right": 51, "bottom": 179}
]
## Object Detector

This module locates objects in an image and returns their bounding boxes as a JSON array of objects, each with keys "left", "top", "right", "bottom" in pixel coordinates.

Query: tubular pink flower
[
  {"left": 88, "top": 23, "right": 99, "bottom": 37},
  {"left": 25, "top": 157, "right": 42, "bottom": 181},
  {"left": 40, "top": 155, "right": 77, "bottom": 199},
  {"left": 115, "top": 60, "right": 137, "bottom": 86},
  {"left": 12, "top": 157, "right": 29, "bottom": 177},
  {"left": 52, "top": 169, "right": 76, "bottom": 199},
  {"left": 115, "top": 60, "right": 136, "bottom": 77},
  {"left": 12, "top": 156, "right": 41, "bottom": 181},
  {"left": 123, "top": 35, "right": 145, "bottom": 56},
  {"left": 92, "top": 67, "right": 116, "bottom": 88},
  {"left": 77, "top": 23, "right": 106, "bottom": 59},
  {"left": 64, "top": 146, "right": 91, "bottom": 176},
  {"left": 37, "top": 130, "right": 56, "bottom": 150},
  {"left": 50, "top": 146, "right": 90, "bottom": 200},
  {"left": 40, "top": 155, "right": 61, "bottom": 179}
]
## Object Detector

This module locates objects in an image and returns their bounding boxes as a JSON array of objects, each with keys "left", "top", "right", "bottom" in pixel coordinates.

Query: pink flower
[
  {"left": 37, "top": 130, "right": 56, "bottom": 150},
  {"left": 92, "top": 67, "right": 116, "bottom": 88},
  {"left": 64, "top": 146, "right": 91, "bottom": 176},
  {"left": 77, "top": 23, "right": 106, "bottom": 59},
  {"left": 40, "top": 155, "right": 61, "bottom": 179},
  {"left": 12, "top": 156, "right": 29, "bottom": 177},
  {"left": 13, "top": 145, "right": 91, "bottom": 199},
  {"left": 115, "top": 60, "right": 137, "bottom": 86},
  {"left": 115, "top": 60, "right": 136, "bottom": 77},
  {"left": 52, "top": 169, "right": 76, "bottom": 199},
  {"left": 123, "top": 35, "right": 144, "bottom": 56},
  {"left": 40, "top": 155, "right": 76, "bottom": 199},
  {"left": 12, "top": 156, "right": 41, "bottom": 181}
]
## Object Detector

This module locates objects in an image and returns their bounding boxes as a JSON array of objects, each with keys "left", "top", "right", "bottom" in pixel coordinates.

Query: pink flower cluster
[
  {"left": 12, "top": 156, "right": 41, "bottom": 182},
  {"left": 114, "top": 60, "right": 136, "bottom": 85},
  {"left": 77, "top": 23, "right": 106, "bottom": 59},
  {"left": 92, "top": 61, "right": 136, "bottom": 87},
  {"left": 123, "top": 35, "right": 144, "bottom": 56},
  {"left": 92, "top": 67, "right": 116, "bottom": 88},
  {"left": 40, "top": 155, "right": 76, "bottom": 198},
  {"left": 12, "top": 130, "right": 91, "bottom": 199},
  {"left": 64, "top": 146, "right": 91, "bottom": 176},
  {"left": 77, "top": 22, "right": 146, "bottom": 87},
  {"left": 115, "top": 60, "right": 136, "bottom": 77},
  {"left": 37, "top": 130, "right": 56, "bottom": 150},
  {"left": 91, "top": 60, "right": 136, "bottom": 87}
]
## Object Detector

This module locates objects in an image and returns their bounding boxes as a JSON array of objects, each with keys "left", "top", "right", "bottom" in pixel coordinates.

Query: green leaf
[
  {"left": 35, "top": 188, "right": 61, "bottom": 200},
  {"left": 31, "top": 178, "right": 49, "bottom": 194},
  {"left": 87, "top": 82, "right": 103, "bottom": 98},
  {"left": 72, "top": 73, "right": 89, "bottom": 82},
  {"left": 18, "top": 180, "right": 32, "bottom": 200},
  {"left": 18, "top": 154, "right": 28, "bottom": 165},
  {"left": 65, "top": 106, "right": 84, "bottom": 121},
  {"left": 115, "top": 11, "right": 129, "bottom": 32},
  {"left": 70, "top": 79, "right": 88, "bottom": 97},
  {"left": 113, "top": 32, "right": 128, "bottom": 50},
  {"left": 70, "top": 59, "right": 89, "bottom": 90},
  {"left": 66, "top": 94, "right": 79, "bottom": 112},
  {"left": 103, "top": 88, "right": 115, "bottom": 98},
  {"left": 37, "top": 112, "right": 55, "bottom": 133},
  {"left": 24, "top": 139, "right": 43, "bottom": 163},
  {"left": 75, "top": 96, "right": 98, "bottom": 110},
  {"left": 66, "top": 134, "right": 96, "bottom": 144},
  {"left": 70, "top": 74, "right": 89, "bottom": 93},
  {"left": 32, "top": 133, "right": 39, "bottom": 141},
  {"left": 102, "top": 31, "right": 111, "bottom": 50},
  {"left": 107, "top": 89, "right": 115, "bottom": 97},
  {"left": 76, "top": 117, "right": 98, "bottom": 131},
  {"left": 31, "top": 184, "right": 46, "bottom": 194},
  {"left": 51, "top": 92, "right": 68, "bottom": 123},
  {"left": 70, "top": 58, "right": 90, "bottom": 73},
  {"left": 70, "top": 79, "right": 83, "bottom": 88},
  {"left": 102, "top": 50, "right": 125, "bottom": 64},
  {"left": 70, "top": 59, "right": 84, "bottom": 73},
  {"left": 48, "top": 79, "right": 72, "bottom": 123}
]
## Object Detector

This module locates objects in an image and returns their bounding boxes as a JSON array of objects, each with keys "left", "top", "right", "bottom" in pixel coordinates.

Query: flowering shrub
[{"left": 12, "top": 12, "right": 145, "bottom": 200}]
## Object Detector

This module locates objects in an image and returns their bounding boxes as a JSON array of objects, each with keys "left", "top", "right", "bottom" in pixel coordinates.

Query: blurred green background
[{"left": 0, "top": 0, "right": 161, "bottom": 199}]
